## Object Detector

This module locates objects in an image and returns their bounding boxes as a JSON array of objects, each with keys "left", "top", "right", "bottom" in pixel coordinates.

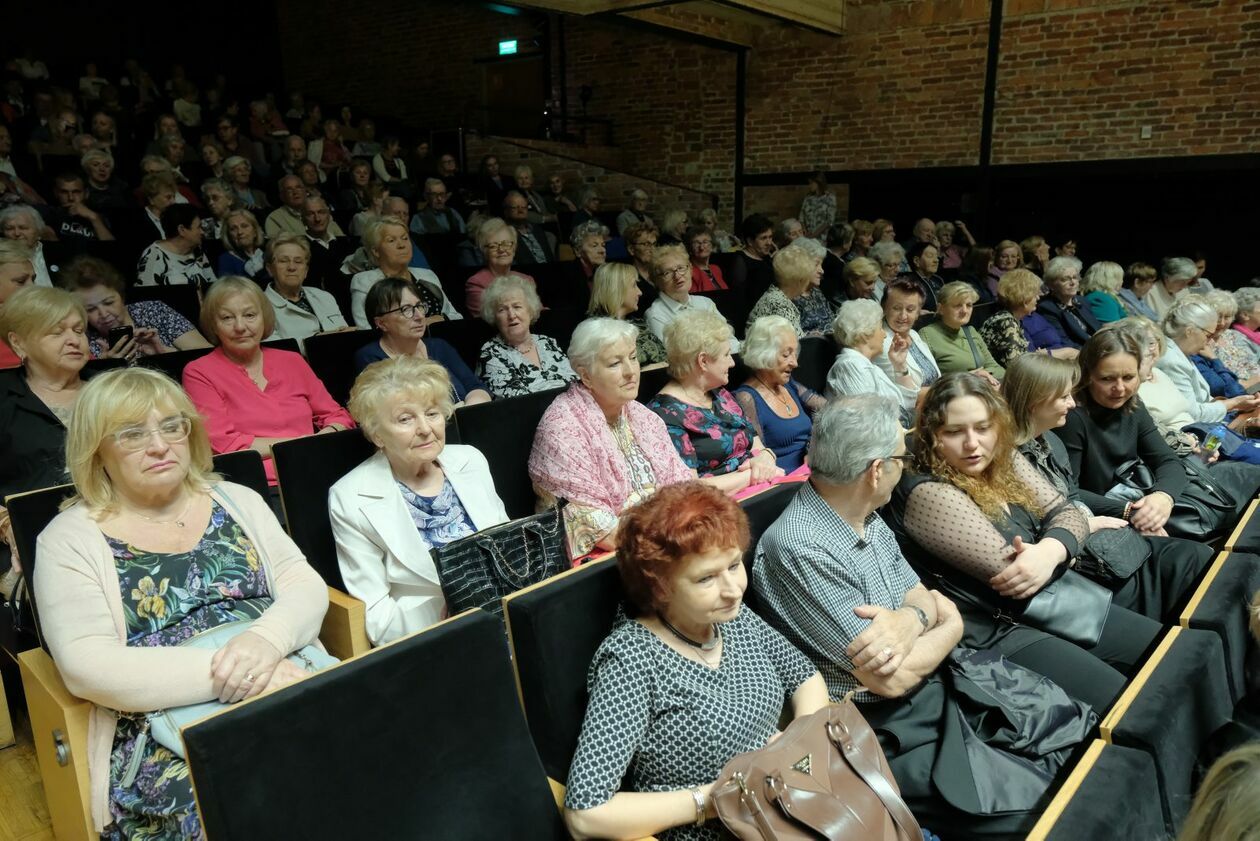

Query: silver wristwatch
[{"left": 906, "top": 604, "right": 930, "bottom": 632}]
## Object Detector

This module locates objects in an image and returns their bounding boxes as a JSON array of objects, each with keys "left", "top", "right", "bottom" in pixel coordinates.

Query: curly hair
[
  {"left": 616, "top": 481, "right": 750, "bottom": 615},
  {"left": 914, "top": 373, "right": 1041, "bottom": 520}
]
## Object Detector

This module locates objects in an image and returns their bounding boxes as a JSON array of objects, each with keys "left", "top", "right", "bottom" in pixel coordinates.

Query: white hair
[
  {"left": 0, "top": 204, "right": 45, "bottom": 231},
  {"left": 832, "top": 298, "right": 885, "bottom": 346},
  {"left": 481, "top": 274, "right": 542, "bottom": 326},
  {"left": 1204, "top": 290, "right": 1238, "bottom": 320},
  {"left": 742, "top": 316, "right": 797, "bottom": 370},
  {"left": 567, "top": 317, "right": 638, "bottom": 372},
  {"left": 1044, "top": 255, "right": 1083, "bottom": 283},
  {"left": 1161, "top": 256, "right": 1197, "bottom": 282},
  {"left": 810, "top": 395, "right": 902, "bottom": 485},
  {"left": 1162, "top": 298, "right": 1217, "bottom": 340},
  {"left": 1235, "top": 287, "right": 1260, "bottom": 315}
]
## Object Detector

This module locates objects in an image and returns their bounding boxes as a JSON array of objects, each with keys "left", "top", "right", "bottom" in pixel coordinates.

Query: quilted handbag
[
  {"left": 713, "top": 696, "right": 922, "bottom": 841},
  {"left": 429, "top": 507, "right": 567, "bottom": 616},
  {"left": 137, "top": 620, "right": 338, "bottom": 769}
]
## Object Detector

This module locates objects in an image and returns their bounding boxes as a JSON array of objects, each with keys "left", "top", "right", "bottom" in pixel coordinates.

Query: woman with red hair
[{"left": 562, "top": 482, "right": 829, "bottom": 840}]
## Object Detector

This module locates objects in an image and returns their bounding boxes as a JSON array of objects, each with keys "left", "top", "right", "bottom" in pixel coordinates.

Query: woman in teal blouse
[{"left": 1081, "top": 261, "right": 1128, "bottom": 324}]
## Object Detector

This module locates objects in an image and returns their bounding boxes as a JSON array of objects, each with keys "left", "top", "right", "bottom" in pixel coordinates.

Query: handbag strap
[
  {"left": 961, "top": 326, "right": 984, "bottom": 370},
  {"left": 827, "top": 711, "right": 922, "bottom": 840},
  {"left": 737, "top": 775, "right": 783, "bottom": 841}
]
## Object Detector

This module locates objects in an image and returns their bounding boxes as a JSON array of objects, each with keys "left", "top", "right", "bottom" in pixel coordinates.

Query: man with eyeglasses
[
  {"left": 502, "top": 191, "right": 554, "bottom": 266},
  {"left": 752, "top": 395, "right": 1093, "bottom": 838},
  {"left": 410, "top": 178, "right": 466, "bottom": 236}
]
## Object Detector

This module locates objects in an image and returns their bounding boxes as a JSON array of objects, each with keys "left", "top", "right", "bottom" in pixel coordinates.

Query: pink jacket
[
  {"left": 182, "top": 347, "right": 354, "bottom": 482},
  {"left": 33, "top": 483, "right": 329, "bottom": 832}
]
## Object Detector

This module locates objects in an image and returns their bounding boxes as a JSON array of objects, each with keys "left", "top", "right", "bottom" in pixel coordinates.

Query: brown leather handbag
[{"left": 712, "top": 694, "right": 922, "bottom": 841}]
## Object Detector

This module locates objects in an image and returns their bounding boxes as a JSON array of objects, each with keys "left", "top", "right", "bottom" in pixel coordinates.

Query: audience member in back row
[
  {"left": 0, "top": 204, "right": 55, "bottom": 286},
  {"left": 183, "top": 277, "right": 354, "bottom": 484},
  {"left": 465, "top": 217, "right": 535, "bottom": 319},
  {"left": 827, "top": 299, "right": 918, "bottom": 425},
  {"left": 587, "top": 262, "right": 667, "bottom": 366},
  {"left": 868, "top": 241, "right": 905, "bottom": 305},
  {"left": 217, "top": 208, "right": 267, "bottom": 279},
  {"left": 35, "top": 366, "right": 328, "bottom": 839},
  {"left": 891, "top": 373, "right": 1160, "bottom": 712},
  {"left": 331, "top": 357, "right": 508, "bottom": 646},
  {"left": 980, "top": 269, "right": 1079, "bottom": 367},
  {"left": 564, "top": 482, "right": 830, "bottom": 841},
  {"left": 354, "top": 276, "right": 491, "bottom": 404},
  {"left": 262, "top": 233, "right": 349, "bottom": 346},
  {"left": 920, "top": 281, "right": 1004, "bottom": 383},
  {"left": 644, "top": 244, "right": 738, "bottom": 351},
  {"left": 1119, "top": 261, "right": 1160, "bottom": 320},
  {"left": 1037, "top": 256, "right": 1100, "bottom": 346},
  {"left": 623, "top": 220, "right": 661, "bottom": 312},
  {"left": 754, "top": 395, "right": 1094, "bottom": 839},
  {"left": 136, "top": 204, "right": 217, "bottom": 288},
  {"left": 1080, "top": 260, "right": 1128, "bottom": 325},
  {"left": 685, "top": 226, "right": 725, "bottom": 293},
  {"left": 529, "top": 318, "right": 693, "bottom": 556},
  {"left": 1145, "top": 256, "right": 1196, "bottom": 320},
  {"left": 732, "top": 315, "right": 825, "bottom": 472},
  {"left": 59, "top": 255, "right": 209, "bottom": 358},
  {"left": 728, "top": 213, "right": 776, "bottom": 301},
  {"left": 647, "top": 310, "right": 784, "bottom": 490},
  {"left": 476, "top": 275, "right": 576, "bottom": 399},
  {"left": 410, "top": 178, "right": 466, "bottom": 236},
  {"left": 0, "top": 287, "right": 90, "bottom": 587},
  {"left": 350, "top": 215, "right": 460, "bottom": 329},
  {"left": 0, "top": 242, "right": 37, "bottom": 368}
]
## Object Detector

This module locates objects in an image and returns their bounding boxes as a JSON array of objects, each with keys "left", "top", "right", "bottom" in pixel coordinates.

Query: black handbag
[
  {"left": 429, "top": 508, "right": 568, "bottom": 616},
  {"left": 1077, "top": 526, "right": 1151, "bottom": 584},
  {"left": 1113, "top": 458, "right": 1236, "bottom": 538}
]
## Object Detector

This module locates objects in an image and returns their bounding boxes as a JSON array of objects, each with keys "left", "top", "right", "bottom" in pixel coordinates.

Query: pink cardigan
[
  {"left": 183, "top": 347, "right": 354, "bottom": 482},
  {"left": 33, "top": 482, "right": 329, "bottom": 832}
]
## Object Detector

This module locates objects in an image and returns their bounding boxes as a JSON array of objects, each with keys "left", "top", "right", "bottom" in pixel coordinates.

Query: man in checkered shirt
[{"left": 751, "top": 393, "right": 963, "bottom": 702}]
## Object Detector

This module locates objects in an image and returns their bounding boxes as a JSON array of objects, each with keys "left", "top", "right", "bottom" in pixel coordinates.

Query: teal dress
[
  {"left": 1083, "top": 290, "right": 1127, "bottom": 324},
  {"left": 105, "top": 500, "right": 272, "bottom": 840}
]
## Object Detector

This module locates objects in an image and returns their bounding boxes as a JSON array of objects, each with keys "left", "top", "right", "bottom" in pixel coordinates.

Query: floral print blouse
[
  {"left": 476, "top": 333, "right": 578, "bottom": 399},
  {"left": 978, "top": 309, "right": 1029, "bottom": 367},
  {"left": 746, "top": 286, "right": 803, "bottom": 337},
  {"left": 88, "top": 300, "right": 198, "bottom": 358},
  {"left": 629, "top": 317, "right": 668, "bottom": 366},
  {"left": 646, "top": 388, "right": 756, "bottom": 477},
  {"left": 799, "top": 192, "right": 836, "bottom": 237},
  {"left": 794, "top": 286, "right": 834, "bottom": 335},
  {"left": 1214, "top": 329, "right": 1260, "bottom": 383}
]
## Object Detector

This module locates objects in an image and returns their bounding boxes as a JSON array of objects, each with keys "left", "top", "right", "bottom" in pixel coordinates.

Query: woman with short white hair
[
  {"left": 733, "top": 315, "right": 826, "bottom": 471},
  {"left": 476, "top": 274, "right": 576, "bottom": 398},
  {"left": 825, "top": 298, "right": 917, "bottom": 423},
  {"left": 1081, "top": 261, "right": 1126, "bottom": 324},
  {"left": 647, "top": 310, "right": 783, "bottom": 490},
  {"left": 0, "top": 205, "right": 53, "bottom": 287},
  {"left": 1155, "top": 298, "right": 1260, "bottom": 423},
  {"left": 465, "top": 217, "right": 535, "bottom": 319},
  {"left": 868, "top": 240, "right": 905, "bottom": 301},
  {"left": 331, "top": 356, "right": 508, "bottom": 645},
  {"left": 1204, "top": 289, "right": 1260, "bottom": 384},
  {"left": 1232, "top": 287, "right": 1260, "bottom": 349},
  {"left": 529, "top": 318, "right": 693, "bottom": 556}
]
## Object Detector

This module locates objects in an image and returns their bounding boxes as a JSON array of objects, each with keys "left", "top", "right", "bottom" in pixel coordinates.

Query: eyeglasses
[
  {"left": 485, "top": 241, "right": 515, "bottom": 252},
  {"left": 114, "top": 417, "right": 192, "bottom": 452},
  {"left": 381, "top": 303, "right": 426, "bottom": 319},
  {"left": 658, "top": 265, "right": 689, "bottom": 278},
  {"left": 883, "top": 453, "right": 914, "bottom": 467}
]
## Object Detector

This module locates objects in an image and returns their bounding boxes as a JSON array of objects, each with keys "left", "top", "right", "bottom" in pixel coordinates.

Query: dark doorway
[{"left": 482, "top": 56, "right": 545, "bottom": 138}]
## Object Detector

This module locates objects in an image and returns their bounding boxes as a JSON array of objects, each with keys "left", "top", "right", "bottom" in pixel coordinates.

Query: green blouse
[{"left": 919, "top": 320, "right": 1005, "bottom": 380}]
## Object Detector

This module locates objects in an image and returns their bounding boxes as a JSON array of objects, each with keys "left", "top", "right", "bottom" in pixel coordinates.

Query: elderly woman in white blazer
[
  {"left": 1155, "top": 298, "right": 1258, "bottom": 425},
  {"left": 262, "top": 233, "right": 349, "bottom": 348},
  {"left": 329, "top": 356, "right": 508, "bottom": 645}
]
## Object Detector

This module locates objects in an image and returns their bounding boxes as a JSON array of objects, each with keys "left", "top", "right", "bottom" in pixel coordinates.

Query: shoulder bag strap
[
  {"left": 827, "top": 712, "right": 923, "bottom": 840},
  {"left": 961, "top": 326, "right": 984, "bottom": 370}
]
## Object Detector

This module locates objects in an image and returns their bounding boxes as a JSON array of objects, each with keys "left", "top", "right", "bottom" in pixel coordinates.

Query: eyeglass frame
[
  {"left": 379, "top": 302, "right": 427, "bottom": 320},
  {"left": 112, "top": 416, "right": 193, "bottom": 452},
  {"left": 656, "top": 264, "right": 690, "bottom": 278}
]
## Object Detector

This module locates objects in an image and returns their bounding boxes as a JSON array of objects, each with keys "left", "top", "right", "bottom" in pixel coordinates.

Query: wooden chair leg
[
  {"left": 319, "top": 587, "right": 370, "bottom": 660},
  {"left": 18, "top": 648, "right": 94, "bottom": 841}
]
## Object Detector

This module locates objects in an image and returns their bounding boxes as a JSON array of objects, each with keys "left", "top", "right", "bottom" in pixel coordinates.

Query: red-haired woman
[{"left": 562, "top": 482, "right": 829, "bottom": 841}]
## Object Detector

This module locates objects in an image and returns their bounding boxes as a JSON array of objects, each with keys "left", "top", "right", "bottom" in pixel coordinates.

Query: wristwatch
[{"left": 906, "top": 604, "right": 930, "bottom": 632}]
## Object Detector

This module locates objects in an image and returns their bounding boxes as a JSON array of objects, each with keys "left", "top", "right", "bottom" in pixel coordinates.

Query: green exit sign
[{"left": 498, "top": 40, "right": 518, "bottom": 55}]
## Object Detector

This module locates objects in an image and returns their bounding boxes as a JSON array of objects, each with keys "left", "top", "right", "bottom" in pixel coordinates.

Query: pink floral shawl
[
  {"left": 1232, "top": 322, "right": 1260, "bottom": 347},
  {"left": 528, "top": 384, "right": 693, "bottom": 515}
]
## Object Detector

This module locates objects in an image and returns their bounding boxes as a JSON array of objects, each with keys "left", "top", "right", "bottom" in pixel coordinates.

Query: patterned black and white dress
[
  {"left": 564, "top": 606, "right": 817, "bottom": 840},
  {"left": 136, "top": 243, "right": 217, "bottom": 288},
  {"left": 476, "top": 333, "right": 578, "bottom": 399}
]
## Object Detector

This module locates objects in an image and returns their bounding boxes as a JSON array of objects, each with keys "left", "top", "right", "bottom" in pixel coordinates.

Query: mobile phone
[{"left": 107, "top": 325, "right": 134, "bottom": 346}]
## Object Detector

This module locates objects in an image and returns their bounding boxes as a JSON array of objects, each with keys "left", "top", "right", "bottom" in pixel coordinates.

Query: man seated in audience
[
  {"left": 902, "top": 217, "right": 938, "bottom": 253},
  {"left": 280, "top": 134, "right": 318, "bottom": 180},
  {"left": 478, "top": 154, "right": 515, "bottom": 210},
  {"left": 216, "top": 115, "right": 269, "bottom": 177},
  {"left": 265, "top": 174, "right": 320, "bottom": 238},
  {"left": 616, "top": 188, "right": 650, "bottom": 235},
  {"left": 48, "top": 172, "right": 115, "bottom": 243},
  {"left": 512, "top": 165, "right": 553, "bottom": 226},
  {"left": 503, "top": 191, "right": 554, "bottom": 266},
  {"left": 410, "top": 178, "right": 466, "bottom": 235},
  {"left": 0, "top": 124, "right": 45, "bottom": 205},
  {"left": 435, "top": 153, "right": 467, "bottom": 211},
  {"left": 302, "top": 195, "right": 357, "bottom": 291},
  {"left": 754, "top": 394, "right": 1094, "bottom": 838}
]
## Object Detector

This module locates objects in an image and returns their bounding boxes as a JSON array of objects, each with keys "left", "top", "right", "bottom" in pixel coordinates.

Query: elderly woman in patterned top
[
  {"left": 564, "top": 482, "right": 829, "bottom": 841},
  {"left": 648, "top": 310, "right": 784, "bottom": 492},
  {"left": 476, "top": 274, "right": 577, "bottom": 399},
  {"left": 529, "top": 318, "right": 694, "bottom": 556},
  {"left": 60, "top": 255, "right": 210, "bottom": 359},
  {"left": 744, "top": 243, "right": 818, "bottom": 337},
  {"left": 136, "top": 204, "right": 217, "bottom": 288}
]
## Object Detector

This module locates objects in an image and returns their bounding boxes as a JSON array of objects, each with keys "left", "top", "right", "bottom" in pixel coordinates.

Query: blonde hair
[
  {"left": 742, "top": 316, "right": 797, "bottom": 370},
  {"left": 476, "top": 217, "right": 517, "bottom": 250},
  {"left": 361, "top": 214, "right": 409, "bottom": 257},
  {"left": 64, "top": 367, "right": 219, "bottom": 516},
  {"left": 997, "top": 268, "right": 1042, "bottom": 308},
  {"left": 0, "top": 239, "right": 34, "bottom": 270},
  {"left": 938, "top": 280, "right": 980, "bottom": 308},
  {"left": 772, "top": 245, "right": 819, "bottom": 298},
  {"left": 1001, "top": 353, "right": 1079, "bottom": 444},
  {"left": 1082, "top": 261, "right": 1123, "bottom": 296},
  {"left": 264, "top": 232, "right": 311, "bottom": 264},
  {"left": 348, "top": 356, "right": 454, "bottom": 445},
  {"left": 200, "top": 276, "right": 275, "bottom": 346},
  {"left": 663, "top": 309, "right": 732, "bottom": 381},
  {"left": 222, "top": 208, "right": 263, "bottom": 252},
  {"left": 588, "top": 262, "right": 638, "bottom": 317},
  {"left": 844, "top": 256, "right": 880, "bottom": 286},
  {"left": 1205, "top": 289, "right": 1239, "bottom": 321},
  {"left": 481, "top": 274, "right": 542, "bottom": 326},
  {"left": 1178, "top": 742, "right": 1260, "bottom": 841},
  {"left": 650, "top": 243, "right": 689, "bottom": 288},
  {"left": 1, "top": 285, "right": 86, "bottom": 346}
]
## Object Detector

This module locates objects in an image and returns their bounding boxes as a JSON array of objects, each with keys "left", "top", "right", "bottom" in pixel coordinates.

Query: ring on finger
[{"left": 245, "top": 673, "right": 256, "bottom": 683}]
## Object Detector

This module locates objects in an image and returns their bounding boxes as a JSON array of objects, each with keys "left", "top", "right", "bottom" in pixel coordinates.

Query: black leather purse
[
  {"left": 430, "top": 508, "right": 568, "bottom": 616},
  {"left": 1113, "top": 457, "right": 1236, "bottom": 538}
]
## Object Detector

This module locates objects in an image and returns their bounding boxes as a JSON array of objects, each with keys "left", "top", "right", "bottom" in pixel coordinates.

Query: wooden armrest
[
  {"left": 1024, "top": 740, "right": 1105, "bottom": 840},
  {"left": 18, "top": 648, "right": 94, "bottom": 841},
  {"left": 547, "top": 778, "right": 658, "bottom": 841},
  {"left": 1225, "top": 499, "right": 1259, "bottom": 550},
  {"left": 319, "top": 586, "right": 370, "bottom": 660},
  {"left": 1179, "top": 551, "right": 1232, "bottom": 627},
  {"left": 1099, "top": 626, "right": 1179, "bottom": 742}
]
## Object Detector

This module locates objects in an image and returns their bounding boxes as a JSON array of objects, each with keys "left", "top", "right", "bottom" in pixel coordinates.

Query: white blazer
[
  {"left": 328, "top": 445, "right": 509, "bottom": 645},
  {"left": 265, "top": 284, "right": 348, "bottom": 350}
]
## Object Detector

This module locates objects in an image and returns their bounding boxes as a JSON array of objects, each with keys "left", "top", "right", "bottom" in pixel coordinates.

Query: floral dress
[
  {"left": 978, "top": 309, "right": 1028, "bottom": 367},
  {"left": 745, "top": 287, "right": 803, "bottom": 337},
  {"left": 793, "top": 287, "right": 834, "bottom": 335},
  {"left": 628, "top": 317, "right": 667, "bottom": 366},
  {"left": 88, "top": 301, "right": 198, "bottom": 358},
  {"left": 105, "top": 501, "right": 271, "bottom": 841},
  {"left": 646, "top": 389, "right": 755, "bottom": 477},
  {"left": 476, "top": 334, "right": 578, "bottom": 399}
]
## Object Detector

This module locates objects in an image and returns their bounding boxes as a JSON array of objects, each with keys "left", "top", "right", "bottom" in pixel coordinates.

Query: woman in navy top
[{"left": 732, "top": 316, "right": 825, "bottom": 471}]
